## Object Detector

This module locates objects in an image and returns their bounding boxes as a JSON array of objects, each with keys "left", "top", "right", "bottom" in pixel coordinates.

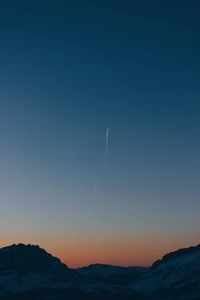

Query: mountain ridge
[
  {"left": 152, "top": 243, "right": 200, "bottom": 268},
  {"left": 0, "top": 243, "right": 150, "bottom": 299},
  {"left": 0, "top": 242, "right": 200, "bottom": 299},
  {"left": 131, "top": 243, "right": 200, "bottom": 299}
]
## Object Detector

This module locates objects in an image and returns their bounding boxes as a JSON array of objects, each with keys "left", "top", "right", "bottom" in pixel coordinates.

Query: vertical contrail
[
  {"left": 105, "top": 128, "right": 109, "bottom": 165},
  {"left": 94, "top": 183, "right": 97, "bottom": 202}
]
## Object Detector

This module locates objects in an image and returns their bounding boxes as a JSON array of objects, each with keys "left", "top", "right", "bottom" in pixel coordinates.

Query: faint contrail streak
[
  {"left": 105, "top": 128, "right": 109, "bottom": 165},
  {"left": 94, "top": 183, "right": 97, "bottom": 202}
]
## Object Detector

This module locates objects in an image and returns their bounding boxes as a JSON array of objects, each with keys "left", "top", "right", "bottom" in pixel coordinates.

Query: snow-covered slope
[
  {"left": 4, "top": 242, "right": 200, "bottom": 299},
  {"left": 131, "top": 244, "right": 200, "bottom": 299},
  {"left": 77, "top": 264, "right": 149, "bottom": 286}
]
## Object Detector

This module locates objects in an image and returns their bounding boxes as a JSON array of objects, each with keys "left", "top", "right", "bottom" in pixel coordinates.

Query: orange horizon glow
[{"left": 0, "top": 230, "right": 199, "bottom": 268}]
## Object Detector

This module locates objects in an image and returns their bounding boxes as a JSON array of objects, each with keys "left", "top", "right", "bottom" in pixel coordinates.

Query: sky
[{"left": 0, "top": 1, "right": 200, "bottom": 268}]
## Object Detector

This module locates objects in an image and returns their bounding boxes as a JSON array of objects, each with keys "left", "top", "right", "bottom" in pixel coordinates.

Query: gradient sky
[{"left": 0, "top": 1, "right": 200, "bottom": 268}]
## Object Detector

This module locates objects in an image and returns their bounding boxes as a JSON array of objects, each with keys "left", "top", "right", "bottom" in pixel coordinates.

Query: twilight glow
[{"left": 0, "top": 1, "right": 200, "bottom": 268}]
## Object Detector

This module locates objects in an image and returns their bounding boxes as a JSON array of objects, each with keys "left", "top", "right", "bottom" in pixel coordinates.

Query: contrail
[
  {"left": 94, "top": 183, "right": 97, "bottom": 202},
  {"left": 105, "top": 128, "right": 109, "bottom": 165}
]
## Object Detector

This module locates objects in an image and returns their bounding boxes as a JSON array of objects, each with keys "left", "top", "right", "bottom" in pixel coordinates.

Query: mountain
[
  {"left": 0, "top": 243, "right": 151, "bottom": 300},
  {"left": 3, "top": 242, "right": 200, "bottom": 299},
  {"left": 131, "top": 244, "right": 200, "bottom": 300},
  {"left": 0, "top": 243, "right": 80, "bottom": 279},
  {"left": 0, "top": 243, "right": 81, "bottom": 296},
  {"left": 76, "top": 263, "right": 149, "bottom": 286}
]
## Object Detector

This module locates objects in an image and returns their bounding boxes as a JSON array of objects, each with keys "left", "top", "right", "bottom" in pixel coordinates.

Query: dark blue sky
[{"left": 0, "top": 1, "right": 200, "bottom": 266}]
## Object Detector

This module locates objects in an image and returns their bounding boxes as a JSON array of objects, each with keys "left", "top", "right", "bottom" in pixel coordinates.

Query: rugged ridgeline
[
  {"left": 131, "top": 244, "right": 200, "bottom": 300},
  {"left": 0, "top": 243, "right": 80, "bottom": 280},
  {"left": 1, "top": 242, "right": 200, "bottom": 300},
  {"left": 0, "top": 243, "right": 151, "bottom": 300},
  {"left": 76, "top": 264, "right": 149, "bottom": 286}
]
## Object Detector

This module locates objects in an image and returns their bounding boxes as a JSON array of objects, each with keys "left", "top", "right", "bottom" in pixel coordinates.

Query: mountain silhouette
[
  {"left": 0, "top": 243, "right": 150, "bottom": 300},
  {"left": 0, "top": 242, "right": 200, "bottom": 299},
  {"left": 131, "top": 244, "right": 200, "bottom": 299}
]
